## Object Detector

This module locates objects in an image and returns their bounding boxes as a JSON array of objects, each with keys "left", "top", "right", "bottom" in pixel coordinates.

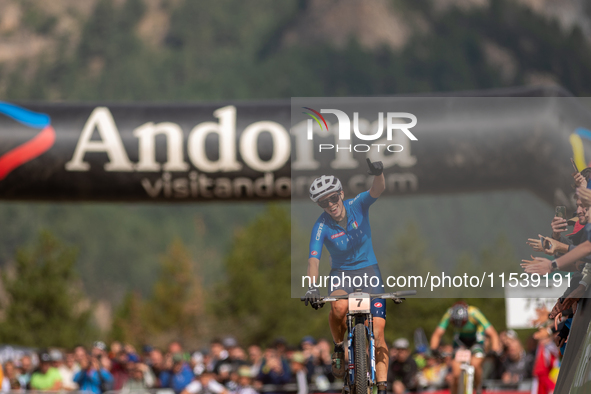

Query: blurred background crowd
[{"left": 0, "top": 329, "right": 550, "bottom": 394}]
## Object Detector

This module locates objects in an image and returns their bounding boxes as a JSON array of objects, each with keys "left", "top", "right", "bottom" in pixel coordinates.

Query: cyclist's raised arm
[
  {"left": 366, "top": 159, "right": 385, "bottom": 198},
  {"left": 369, "top": 173, "right": 385, "bottom": 198},
  {"left": 307, "top": 257, "right": 320, "bottom": 286},
  {"left": 430, "top": 327, "right": 445, "bottom": 351},
  {"left": 484, "top": 326, "right": 501, "bottom": 354}
]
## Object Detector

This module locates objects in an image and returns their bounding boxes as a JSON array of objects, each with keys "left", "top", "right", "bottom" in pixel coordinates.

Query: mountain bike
[{"left": 302, "top": 289, "right": 416, "bottom": 394}]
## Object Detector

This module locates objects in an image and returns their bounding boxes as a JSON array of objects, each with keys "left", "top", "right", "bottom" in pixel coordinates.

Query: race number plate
[
  {"left": 454, "top": 349, "right": 472, "bottom": 363},
  {"left": 348, "top": 292, "right": 371, "bottom": 313}
]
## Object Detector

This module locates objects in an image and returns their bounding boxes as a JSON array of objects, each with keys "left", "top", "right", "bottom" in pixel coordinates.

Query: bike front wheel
[
  {"left": 353, "top": 323, "right": 368, "bottom": 394},
  {"left": 457, "top": 369, "right": 466, "bottom": 394}
]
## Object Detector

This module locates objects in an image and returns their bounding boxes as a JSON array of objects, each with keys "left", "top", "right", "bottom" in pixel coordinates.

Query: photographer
[
  {"left": 73, "top": 353, "right": 114, "bottom": 394},
  {"left": 30, "top": 352, "right": 62, "bottom": 391}
]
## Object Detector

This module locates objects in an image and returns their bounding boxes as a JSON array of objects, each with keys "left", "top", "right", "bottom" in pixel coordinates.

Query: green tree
[
  {"left": 109, "top": 291, "right": 148, "bottom": 347},
  {"left": 214, "top": 204, "right": 328, "bottom": 345},
  {"left": 0, "top": 231, "right": 95, "bottom": 347},
  {"left": 143, "top": 239, "right": 204, "bottom": 348}
]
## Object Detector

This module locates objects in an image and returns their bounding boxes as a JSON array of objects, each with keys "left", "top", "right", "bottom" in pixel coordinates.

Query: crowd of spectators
[
  {"left": 0, "top": 330, "right": 546, "bottom": 394},
  {"left": 519, "top": 164, "right": 591, "bottom": 393},
  {"left": 0, "top": 337, "right": 335, "bottom": 394}
]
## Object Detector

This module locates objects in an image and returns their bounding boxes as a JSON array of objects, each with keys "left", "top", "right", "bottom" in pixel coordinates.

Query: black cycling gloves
[
  {"left": 304, "top": 287, "right": 323, "bottom": 310},
  {"left": 366, "top": 158, "right": 383, "bottom": 176}
]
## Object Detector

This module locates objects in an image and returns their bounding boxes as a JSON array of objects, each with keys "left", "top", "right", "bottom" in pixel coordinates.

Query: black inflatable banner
[{"left": 0, "top": 87, "right": 590, "bottom": 204}]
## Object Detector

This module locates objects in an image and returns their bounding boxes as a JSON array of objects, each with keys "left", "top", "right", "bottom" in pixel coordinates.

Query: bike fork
[
  {"left": 368, "top": 314, "right": 375, "bottom": 385},
  {"left": 465, "top": 365, "right": 474, "bottom": 394},
  {"left": 347, "top": 314, "right": 354, "bottom": 385}
]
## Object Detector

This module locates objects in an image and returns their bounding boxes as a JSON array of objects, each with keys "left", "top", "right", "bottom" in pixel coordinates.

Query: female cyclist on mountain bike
[{"left": 304, "top": 158, "right": 388, "bottom": 394}]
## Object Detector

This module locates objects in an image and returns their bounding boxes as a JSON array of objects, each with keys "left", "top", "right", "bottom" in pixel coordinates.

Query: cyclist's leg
[
  {"left": 367, "top": 265, "right": 388, "bottom": 384},
  {"left": 373, "top": 317, "right": 388, "bottom": 382},
  {"left": 329, "top": 268, "right": 350, "bottom": 379},
  {"left": 329, "top": 291, "right": 348, "bottom": 343},
  {"left": 329, "top": 268, "right": 350, "bottom": 344},
  {"left": 329, "top": 294, "right": 348, "bottom": 378},
  {"left": 470, "top": 345, "right": 485, "bottom": 392}
]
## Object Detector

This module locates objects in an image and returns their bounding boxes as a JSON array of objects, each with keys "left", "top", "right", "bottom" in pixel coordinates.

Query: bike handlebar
[{"left": 300, "top": 290, "right": 416, "bottom": 303}]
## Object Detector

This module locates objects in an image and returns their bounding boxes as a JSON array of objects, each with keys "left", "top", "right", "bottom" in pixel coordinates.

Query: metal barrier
[
  {"left": 4, "top": 380, "right": 535, "bottom": 394},
  {"left": 4, "top": 390, "right": 175, "bottom": 394}
]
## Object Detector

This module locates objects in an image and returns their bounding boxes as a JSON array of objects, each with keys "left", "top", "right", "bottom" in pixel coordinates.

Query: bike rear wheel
[{"left": 353, "top": 323, "right": 368, "bottom": 394}]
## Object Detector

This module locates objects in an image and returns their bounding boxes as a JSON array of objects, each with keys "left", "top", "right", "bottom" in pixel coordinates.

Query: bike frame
[{"left": 302, "top": 290, "right": 416, "bottom": 394}]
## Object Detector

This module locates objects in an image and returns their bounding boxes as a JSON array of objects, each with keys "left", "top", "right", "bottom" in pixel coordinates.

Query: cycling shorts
[
  {"left": 454, "top": 336, "right": 484, "bottom": 357},
  {"left": 329, "top": 264, "right": 386, "bottom": 319}
]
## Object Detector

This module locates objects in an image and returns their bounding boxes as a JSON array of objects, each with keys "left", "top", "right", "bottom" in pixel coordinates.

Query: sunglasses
[{"left": 318, "top": 194, "right": 340, "bottom": 208}]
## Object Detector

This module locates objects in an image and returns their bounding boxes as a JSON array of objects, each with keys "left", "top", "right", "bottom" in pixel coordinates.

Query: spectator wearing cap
[
  {"left": 214, "top": 337, "right": 243, "bottom": 379},
  {"left": 387, "top": 339, "right": 418, "bottom": 394},
  {"left": 223, "top": 339, "right": 248, "bottom": 377},
  {"left": 191, "top": 352, "right": 205, "bottom": 376},
  {"left": 499, "top": 337, "right": 531, "bottom": 385},
  {"left": 30, "top": 351, "right": 63, "bottom": 391},
  {"left": 290, "top": 352, "right": 309, "bottom": 394},
  {"left": 218, "top": 363, "right": 234, "bottom": 387},
  {"left": 162, "top": 353, "right": 194, "bottom": 394},
  {"left": 73, "top": 353, "right": 114, "bottom": 394},
  {"left": 499, "top": 330, "right": 518, "bottom": 352},
  {"left": 92, "top": 341, "right": 107, "bottom": 359},
  {"left": 181, "top": 370, "right": 228, "bottom": 394},
  {"left": 121, "top": 361, "right": 155, "bottom": 391},
  {"left": 168, "top": 342, "right": 187, "bottom": 361},
  {"left": 235, "top": 366, "right": 257, "bottom": 394}
]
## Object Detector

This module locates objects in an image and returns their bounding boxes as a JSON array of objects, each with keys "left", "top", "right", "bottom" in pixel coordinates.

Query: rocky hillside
[{"left": 1, "top": 0, "right": 590, "bottom": 99}]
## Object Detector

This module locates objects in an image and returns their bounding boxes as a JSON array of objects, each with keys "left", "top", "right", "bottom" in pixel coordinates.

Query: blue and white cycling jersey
[{"left": 309, "top": 190, "right": 378, "bottom": 270}]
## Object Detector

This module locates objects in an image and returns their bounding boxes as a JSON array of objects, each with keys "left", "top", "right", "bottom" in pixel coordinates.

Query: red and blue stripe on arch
[{"left": 0, "top": 102, "right": 55, "bottom": 180}]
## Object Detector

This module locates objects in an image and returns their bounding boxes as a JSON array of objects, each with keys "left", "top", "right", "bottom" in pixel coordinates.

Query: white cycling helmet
[{"left": 309, "top": 175, "right": 342, "bottom": 202}]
